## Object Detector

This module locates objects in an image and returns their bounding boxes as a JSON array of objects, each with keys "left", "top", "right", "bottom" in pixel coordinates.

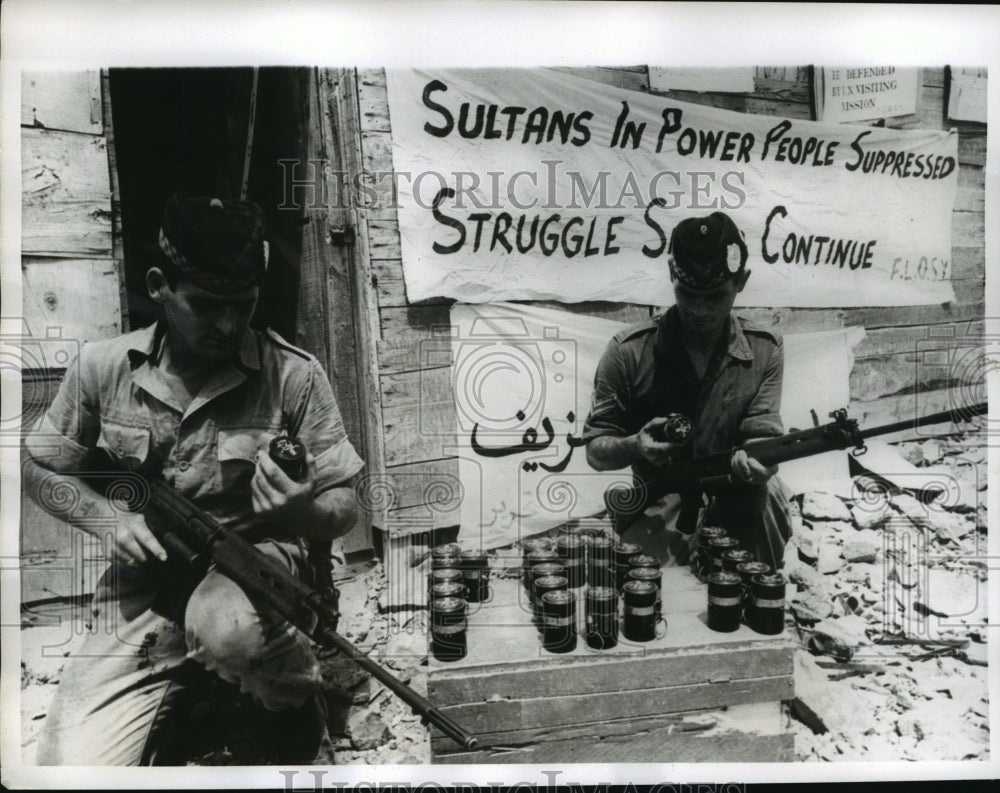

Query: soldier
[
  {"left": 23, "top": 195, "right": 364, "bottom": 764},
  {"left": 584, "top": 211, "right": 793, "bottom": 569}
]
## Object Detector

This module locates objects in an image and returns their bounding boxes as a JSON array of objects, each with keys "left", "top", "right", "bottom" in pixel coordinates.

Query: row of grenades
[
  {"left": 429, "top": 544, "right": 490, "bottom": 662},
  {"left": 522, "top": 533, "right": 666, "bottom": 653},
  {"left": 694, "top": 525, "right": 786, "bottom": 635}
]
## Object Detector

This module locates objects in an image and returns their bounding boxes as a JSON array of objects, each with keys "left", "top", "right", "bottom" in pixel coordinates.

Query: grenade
[
  {"left": 613, "top": 541, "right": 642, "bottom": 592},
  {"left": 459, "top": 549, "right": 490, "bottom": 603},
  {"left": 532, "top": 574, "right": 568, "bottom": 628},
  {"left": 622, "top": 580, "right": 658, "bottom": 643},
  {"left": 555, "top": 534, "right": 585, "bottom": 589},
  {"left": 695, "top": 526, "right": 727, "bottom": 580},
  {"left": 735, "top": 561, "right": 770, "bottom": 605},
  {"left": 707, "top": 536, "right": 740, "bottom": 576},
  {"left": 541, "top": 590, "right": 577, "bottom": 653},
  {"left": 585, "top": 586, "right": 618, "bottom": 650},
  {"left": 524, "top": 547, "right": 559, "bottom": 592},
  {"left": 269, "top": 435, "right": 307, "bottom": 481},
  {"left": 649, "top": 413, "right": 694, "bottom": 444},
  {"left": 627, "top": 566, "right": 663, "bottom": 621},
  {"left": 587, "top": 535, "right": 614, "bottom": 588},
  {"left": 722, "top": 549, "right": 754, "bottom": 574},
  {"left": 428, "top": 568, "right": 464, "bottom": 600},
  {"left": 747, "top": 572, "right": 786, "bottom": 635},
  {"left": 707, "top": 571, "right": 743, "bottom": 633},
  {"left": 430, "top": 597, "right": 467, "bottom": 662}
]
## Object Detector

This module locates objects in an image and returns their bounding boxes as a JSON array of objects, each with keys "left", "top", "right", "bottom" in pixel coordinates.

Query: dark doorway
[{"left": 108, "top": 67, "right": 311, "bottom": 338}]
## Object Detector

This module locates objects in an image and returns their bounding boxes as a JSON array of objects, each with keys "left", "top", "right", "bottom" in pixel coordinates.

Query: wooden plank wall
[
  {"left": 354, "top": 66, "right": 985, "bottom": 534},
  {"left": 20, "top": 71, "right": 124, "bottom": 601}
]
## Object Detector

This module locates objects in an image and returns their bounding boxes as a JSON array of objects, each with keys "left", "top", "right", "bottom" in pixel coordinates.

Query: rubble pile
[
  {"left": 316, "top": 559, "right": 430, "bottom": 765},
  {"left": 787, "top": 432, "right": 989, "bottom": 761}
]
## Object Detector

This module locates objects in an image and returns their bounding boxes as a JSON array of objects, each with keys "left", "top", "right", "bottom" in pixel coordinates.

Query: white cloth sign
[
  {"left": 452, "top": 302, "right": 864, "bottom": 551},
  {"left": 819, "top": 66, "right": 919, "bottom": 123},
  {"left": 385, "top": 68, "right": 958, "bottom": 308}
]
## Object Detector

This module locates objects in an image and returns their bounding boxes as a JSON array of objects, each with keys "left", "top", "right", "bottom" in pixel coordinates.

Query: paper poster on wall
[
  {"left": 648, "top": 67, "right": 755, "bottom": 93},
  {"left": 385, "top": 68, "right": 957, "bottom": 308},
  {"left": 947, "top": 67, "right": 987, "bottom": 123},
  {"left": 451, "top": 302, "right": 864, "bottom": 551},
  {"left": 817, "top": 66, "right": 919, "bottom": 123}
]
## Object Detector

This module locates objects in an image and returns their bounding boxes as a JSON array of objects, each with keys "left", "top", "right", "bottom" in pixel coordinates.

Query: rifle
[
  {"left": 604, "top": 402, "right": 988, "bottom": 535},
  {"left": 137, "top": 476, "right": 478, "bottom": 751}
]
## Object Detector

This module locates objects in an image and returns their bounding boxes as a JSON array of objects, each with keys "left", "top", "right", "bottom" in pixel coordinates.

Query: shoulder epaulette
[
  {"left": 265, "top": 327, "right": 313, "bottom": 360},
  {"left": 737, "top": 316, "right": 782, "bottom": 343},
  {"left": 616, "top": 317, "right": 658, "bottom": 344}
]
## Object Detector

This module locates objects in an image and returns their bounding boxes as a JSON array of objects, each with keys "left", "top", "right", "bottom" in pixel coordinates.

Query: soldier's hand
[
  {"left": 731, "top": 448, "right": 778, "bottom": 484},
  {"left": 251, "top": 450, "right": 318, "bottom": 523},
  {"left": 635, "top": 417, "right": 683, "bottom": 466},
  {"left": 111, "top": 510, "right": 168, "bottom": 567}
]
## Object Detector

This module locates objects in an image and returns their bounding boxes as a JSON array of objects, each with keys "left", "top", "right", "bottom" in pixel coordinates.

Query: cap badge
[{"left": 726, "top": 243, "right": 741, "bottom": 273}]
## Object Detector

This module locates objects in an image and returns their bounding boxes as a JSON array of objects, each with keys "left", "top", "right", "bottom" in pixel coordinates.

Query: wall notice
[{"left": 820, "top": 66, "right": 919, "bottom": 123}]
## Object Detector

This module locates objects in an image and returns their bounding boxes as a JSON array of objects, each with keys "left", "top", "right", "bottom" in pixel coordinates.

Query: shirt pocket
[
  {"left": 217, "top": 428, "right": 271, "bottom": 494},
  {"left": 97, "top": 422, "right": 151, "bottom": 467}
]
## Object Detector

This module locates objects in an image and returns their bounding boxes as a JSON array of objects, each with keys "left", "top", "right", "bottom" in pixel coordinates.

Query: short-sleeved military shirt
[
  {"left": 583, "top": 305, "right": 784, "bottom": 486},
  {"left": 25, "top": 322, "right": 364, "bottom": 532}
]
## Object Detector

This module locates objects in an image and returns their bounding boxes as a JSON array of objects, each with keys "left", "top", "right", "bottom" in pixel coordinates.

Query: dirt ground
[{"left": 19, "top": 429, "right": 990, "bottom": 765}]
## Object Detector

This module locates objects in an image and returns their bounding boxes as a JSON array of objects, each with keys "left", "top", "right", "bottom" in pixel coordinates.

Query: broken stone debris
[{"left": 788, "top": 429, "right": 989, "bottom": 761}]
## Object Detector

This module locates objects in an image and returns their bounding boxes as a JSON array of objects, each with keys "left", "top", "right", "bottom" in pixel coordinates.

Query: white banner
[
  {"left": 452, "top": 303, "right": 864, "bottom": 551},
  {"left": 385, "top": 68, "right": 958, "bottom": 307}
]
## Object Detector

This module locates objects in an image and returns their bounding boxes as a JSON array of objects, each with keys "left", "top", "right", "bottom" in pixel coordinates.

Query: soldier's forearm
[
  {"left": 296, "top": 484, "right": 358, "bottom": 541},
  {"left": 586, "top": 434, "right": 642, "bottom": 471},
  {"left": 21, "top": 454, "right": 113, "bottom": 534}
]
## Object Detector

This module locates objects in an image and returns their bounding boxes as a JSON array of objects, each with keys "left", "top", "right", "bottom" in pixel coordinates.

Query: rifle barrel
[{"left": 858, "top": 402, "right": 987, "bottom": 441}]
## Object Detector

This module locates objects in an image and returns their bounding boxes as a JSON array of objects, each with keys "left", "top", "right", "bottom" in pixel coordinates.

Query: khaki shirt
[
  {"left": 26, "top": 322, "right": 364, "bottom": 531},
  {"left": 583, "top": 306, "right": 784, "bottom": 487}
]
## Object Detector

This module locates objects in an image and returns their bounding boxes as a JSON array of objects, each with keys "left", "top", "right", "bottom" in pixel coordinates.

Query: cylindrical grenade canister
[
  {"left": 541, "top": 589, "right": 577, "bottom": 653},
  {"left": 585, "top": 586, "right": 618, "bottom": 650},
  {"left": 430, "top": 581, "right": 466, "bottom": 601},
  {"left": 530, "top": 562, "right": 566, "bottom": 606},
  {"left": 622, "top": 580, "right": 658, "bottom": 643},
  {"left": 707, "top": 537, "right": 740, "bottom": 574},
  {"left": 627, "top": 567, "right": 662, "bottom": 618},
  {"left": 589, "top": 535, "right": 613, "bottom": 566},
  {"left": 555, "top": 535, "right": 586, "bottom": 588},
  {"left": 707, "top": 572, "right": 743, "bottom": 633},
  {"left": 432, "top": 543, "right": 462, "bottom": 559},
  {"left": 431, "top": 552, "right": 461, "bottom": 571},
  {"left": 613, "top": 542, "right": 642, "bottom": 591},
  {"left": 735, "top": 561, "right": 770, "bottom": 601},
  {"left": 269, "top": 435, "right": 307, "bottom": 481},
  {"left": 533, "top": 574, "right": 568, "bottom": 626},
  {"left": 627, "top": 553, "right": 660, "bottom": 571},
  {"left": 748, "top": 572, "right": 786, "bottom": 635},
  {"left": 430, "top": 597, "right": 467, "bottom": 662},
  {"left": 587, "top": 560, "right": 615, "bottom": 589},
  {"left": 428, "top": 568, "right": 463, "bottom": 593},
  {"left": 722, "top": 549, "right": 754, "bottom": 574},
  {"left": 649, "top": 413, "right": 694, "bottom": 443},
  {"left": 459, "top": 550, "right": 490, "bottom": 603},
  {"left": 695, "top": 526, "right": 727, "bottom": 577},
  {"left": 524, "top": 548, "right": 560, "bottom": 591}
]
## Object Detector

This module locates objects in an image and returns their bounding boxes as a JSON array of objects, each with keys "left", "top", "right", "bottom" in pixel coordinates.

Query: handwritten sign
[
  {"left": 385, "top": 68, "right": 957, "bottom": 307},
  {"left": 819, "top": 67, "right": 919, "bottom": 123}
]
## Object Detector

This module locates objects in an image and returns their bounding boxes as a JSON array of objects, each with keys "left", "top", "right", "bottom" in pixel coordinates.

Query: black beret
[
  {"left": 668, "top": 211, "right": 748, "bottom": 291},
  {"left": 158, "top": 195, "right": 267, "bottom": 294}
]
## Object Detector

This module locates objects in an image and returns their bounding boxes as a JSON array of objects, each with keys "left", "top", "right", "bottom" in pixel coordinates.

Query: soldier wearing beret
[
  {"left": 584, "top": 211, "right": 793, "bottom": 569},
  {"left": 23, "top": 195, "right": 364, "bottom": 764}
]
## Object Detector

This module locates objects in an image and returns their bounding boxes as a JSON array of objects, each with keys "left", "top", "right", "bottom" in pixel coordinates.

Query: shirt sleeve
[
  {"left": 23, "top": 343, "right": 101, "bottom": 470},
  {"left": 289, "top": 359, "right": 365, "bottom": 493},
  {"left": 582, "top": 337, "right": 631, "bottom": 442},
  {"left": 738, "top": 336, "right": 784, "bottom": 440}
]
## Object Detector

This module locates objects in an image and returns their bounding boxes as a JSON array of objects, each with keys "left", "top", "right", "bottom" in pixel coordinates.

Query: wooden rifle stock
[
  {"left": 604, "top": 401, "right": 988, "bottom": 535},
  {"left": 141, "top": 479, "right": 478, "bottom": 752}
]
